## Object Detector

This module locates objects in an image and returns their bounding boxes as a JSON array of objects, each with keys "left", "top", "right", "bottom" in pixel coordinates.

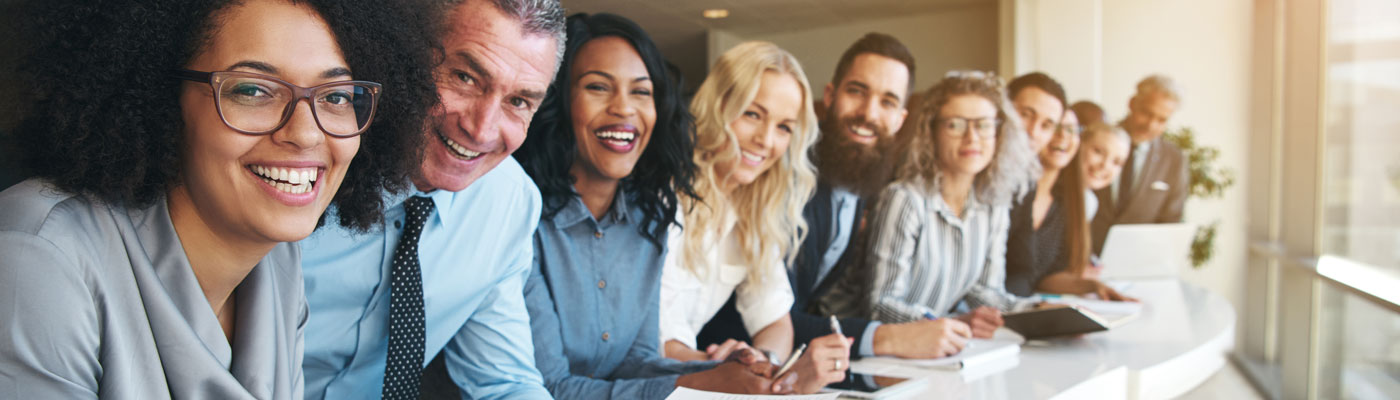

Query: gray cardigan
[{"left": 0, "top": 179, "right": 306, "bottom": 399}]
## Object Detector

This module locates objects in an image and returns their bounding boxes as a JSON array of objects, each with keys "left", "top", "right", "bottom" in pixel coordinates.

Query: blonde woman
[
  {"left": 658, "top": 41, "right": 849, "bottom": 394},
  {"left": 839, "top": 71, "right": 1041, "bottom": 339}
]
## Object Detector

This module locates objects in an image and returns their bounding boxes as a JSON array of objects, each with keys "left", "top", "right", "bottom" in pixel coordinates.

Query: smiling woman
[
  {"left": 657, "top": 41, "right": 852, "bottom": 395},
  {"left": 0, "top": 0, "right": 434, "bottom": 397}
]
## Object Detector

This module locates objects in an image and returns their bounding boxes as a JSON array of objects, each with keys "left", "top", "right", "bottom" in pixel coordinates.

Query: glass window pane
[
  {"left": 1323, "top": 0, "right": 1400, "bottom": 269},
  {"left": 1318, "top": 283, "right": 1400, "bottom": 399}
]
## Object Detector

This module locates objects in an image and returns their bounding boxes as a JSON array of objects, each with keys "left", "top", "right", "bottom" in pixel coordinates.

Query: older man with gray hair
[
  {"left": 299, "top": 0, "right": 565, "bottom": 399},
  {"left": 1091, "top": 74, "right": 1189, "bottom": 254}
]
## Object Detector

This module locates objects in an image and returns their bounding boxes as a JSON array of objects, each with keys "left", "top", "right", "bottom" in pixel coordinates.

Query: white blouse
[{"left": 658, "top": 208, "right": 795, "bottom": 352}]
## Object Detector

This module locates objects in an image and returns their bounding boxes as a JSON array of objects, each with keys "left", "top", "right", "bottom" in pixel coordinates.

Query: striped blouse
[{"left": 865, "top": 177, "right": 1037, "bottom": 323}]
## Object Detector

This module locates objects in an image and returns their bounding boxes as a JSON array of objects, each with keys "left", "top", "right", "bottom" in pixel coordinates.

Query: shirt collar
[
  {"left": 550, "top": 190, "right": 632, "bottom": 229},
  {"left": 928, "top": 175, "right": 987, "bottom": 218},
  {"left": 1134, "top": 139, "right": 1153, "bottom": 153},
  {"left": 387, "top": 182, "right": 461, "bottom": 225}
]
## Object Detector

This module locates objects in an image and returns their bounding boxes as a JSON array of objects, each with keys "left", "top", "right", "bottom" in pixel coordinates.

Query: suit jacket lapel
[{"left": 1120, "top": 138, "right": 1162, "bottom": 218}]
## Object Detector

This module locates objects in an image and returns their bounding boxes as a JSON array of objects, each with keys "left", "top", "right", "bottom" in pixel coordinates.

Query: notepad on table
[
  {"left": 664, "top": 387, "right": 839, "bottom": 400},
  {"left": 858, "top": 333, "right": 1021, "bottom": 371}
]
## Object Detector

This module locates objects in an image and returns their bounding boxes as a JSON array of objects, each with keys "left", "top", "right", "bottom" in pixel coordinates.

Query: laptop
[{"left": 1098, "top": 223, "right": 1196, "bottom": 279}]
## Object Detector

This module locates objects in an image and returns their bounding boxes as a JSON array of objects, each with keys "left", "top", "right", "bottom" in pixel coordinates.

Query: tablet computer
[
  {"left": 1002, "top": 306, "right": 1133, "bottom": 340},
  {"left": 823, "top": 372, "right": 927, "bottom": 399}
]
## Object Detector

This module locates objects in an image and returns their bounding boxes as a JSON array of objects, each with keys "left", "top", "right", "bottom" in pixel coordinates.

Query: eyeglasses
[
  {"left": 1057, "top": 123, "right": 1083, "bottom": 136},
  {"left": 935, "top": 117, "right": 1000, "bottom": 139},
  {"left": 174, "top": 69, "right": 382, "bottom": 138}
]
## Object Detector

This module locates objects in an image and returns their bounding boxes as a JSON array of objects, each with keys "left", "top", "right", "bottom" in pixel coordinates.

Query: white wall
[
  {"left": 708, "top": 4, "right": 1000, "bottom": 100},
  {"left": 1012, "top": 0, "right": 1255, "bottom": 340}
]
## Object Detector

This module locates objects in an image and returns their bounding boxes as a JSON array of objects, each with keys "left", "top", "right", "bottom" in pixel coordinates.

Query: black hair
[
  {"left": 1, "top": 0, "right": 437, "bottom": 232},
  {"left": 831, "top": 32, "right": 917, "bottom": 98},
  {"left": 1007, "top": 71, "right": 1068, "bottom": 112},
  {"left": 515, "top": 12, "right": 698, "bottom": 249}
]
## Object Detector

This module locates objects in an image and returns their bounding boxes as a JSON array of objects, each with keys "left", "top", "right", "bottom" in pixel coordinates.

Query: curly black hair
[
  {"left": 0, "top": 0, "right": 437, "bottom": 232},
  {"left": 515, "top": 12, "right": 698, "bottom": 249}
]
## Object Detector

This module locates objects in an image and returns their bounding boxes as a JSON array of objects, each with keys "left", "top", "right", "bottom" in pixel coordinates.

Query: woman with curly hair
[
  {"left": 657, "top": 41, "right": 849, "bottom": 394},
  {"left": 0, "top": 0, "right": 434, "bottom": 397},
  {"left": 827, "top": 71, "right": 1041, "bottom": 339},
  {"left": 516, "top": 13, "right": 789, "bottom": 398}
]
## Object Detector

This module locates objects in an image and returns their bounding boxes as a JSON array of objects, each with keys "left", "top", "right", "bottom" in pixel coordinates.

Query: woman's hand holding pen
[
  {"left": 775, "top": 333, "right": 852, "bottom": 393},
  {"left": 872, "top": 318, "right": 971, "bottom": 358}
]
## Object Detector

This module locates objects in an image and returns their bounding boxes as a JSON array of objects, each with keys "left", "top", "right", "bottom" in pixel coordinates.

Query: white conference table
[{"left": 848, "top": 279, "right": 1236, "bottom": 400}]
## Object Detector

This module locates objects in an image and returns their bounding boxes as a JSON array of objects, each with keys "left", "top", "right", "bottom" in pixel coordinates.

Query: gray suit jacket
[
  {"left": 1090, "top": 137, "right": 1189, "bottom": 254},
  {"left": 0, "top": 179, "right": 306, "bottom": 399}
]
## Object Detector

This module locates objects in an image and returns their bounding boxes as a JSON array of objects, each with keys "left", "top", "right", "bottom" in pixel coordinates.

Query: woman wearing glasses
[
  {"left": 0, "top": 0, "right": 433, "bottom": 397},
  {"left": 827, "top": 72, "right": 1039, "bottom": 335}
]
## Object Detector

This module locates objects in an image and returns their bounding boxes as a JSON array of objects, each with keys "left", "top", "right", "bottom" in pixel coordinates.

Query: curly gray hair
[{"left": 893, "top": 70, "right": 1038, "bottom": 206}]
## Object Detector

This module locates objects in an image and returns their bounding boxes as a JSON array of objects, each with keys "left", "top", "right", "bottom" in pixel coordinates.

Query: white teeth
[
  {"left": 595, "top": 131, "right": 636, "bottom": 141},
  {"left": 742, "top": 151, "right": 764, "bottom": 163},
  {"left": 437, "top": 131, "right": 482, "bottom": 159},
  {"left": 852, "top": 126, "right": 875, "bottom": 137},
  {"left": 251, "top": 165, "right": 319, "bottom": 195}
]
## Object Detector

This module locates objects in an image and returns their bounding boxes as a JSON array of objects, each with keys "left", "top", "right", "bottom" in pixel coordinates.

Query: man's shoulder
[
  {"left": 473, "top": 156, "right": 542, "bottom": 204},
  {"left": 442, "top": 156, "right": 542, "bottom": 236},
  {"left": 1154, "top": 138, "right": 1187, "bottom": 161}
]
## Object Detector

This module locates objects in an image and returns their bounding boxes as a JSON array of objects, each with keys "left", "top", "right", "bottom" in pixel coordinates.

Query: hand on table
[
  {"left": 706, "top": 339, "right": 756, "bottom": 362},
  {"left": 1084, "top": 279, "right": 1138, "bottom": 302},
  {"left": 676, "top": 359, "right": 782, "bottom": 394},
  {"left": 955, "top": 306, "right": 1004, "bottom": 338},
  {"left": 873, "top": 318, "right": 971, "bottom": 358}
]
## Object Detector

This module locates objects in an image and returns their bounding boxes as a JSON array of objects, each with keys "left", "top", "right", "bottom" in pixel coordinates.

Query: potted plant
[{"left": 1164, "top": 126, "right": 1235, "bottom": 268}]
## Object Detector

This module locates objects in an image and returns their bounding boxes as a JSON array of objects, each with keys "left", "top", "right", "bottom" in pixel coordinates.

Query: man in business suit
[
  {"left": 1091, "top": 75, "right": 1189, "bottom": 254},
  {"left": 697, "top": 33, "right": 971, "bottom": 361}
]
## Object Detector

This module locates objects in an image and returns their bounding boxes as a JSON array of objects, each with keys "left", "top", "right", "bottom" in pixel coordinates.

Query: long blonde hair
[{"left": 682, "top": 41, "right": 819, "bottom": 284}]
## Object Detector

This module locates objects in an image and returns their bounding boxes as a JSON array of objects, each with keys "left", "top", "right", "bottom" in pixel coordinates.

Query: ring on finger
[{"left": 833, "top": 358, "right": 844, "bottom": 371}]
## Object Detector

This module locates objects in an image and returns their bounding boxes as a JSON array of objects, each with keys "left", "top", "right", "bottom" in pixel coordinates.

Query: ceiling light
[{"left": 703, "top": 9, "right": 729, "bottom": 19}]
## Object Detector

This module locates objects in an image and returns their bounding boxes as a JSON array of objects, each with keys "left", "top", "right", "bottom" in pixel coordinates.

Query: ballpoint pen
[{"left": 773, "top": 343, "right": 807, "bottom": 378}]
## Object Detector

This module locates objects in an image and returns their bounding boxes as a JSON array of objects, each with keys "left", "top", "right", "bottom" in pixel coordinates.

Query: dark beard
[{"left": 815, "top": 117, "right": 896, "bottom": 198}]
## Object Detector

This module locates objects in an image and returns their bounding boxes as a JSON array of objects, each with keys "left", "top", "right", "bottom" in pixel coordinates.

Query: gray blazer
[
  {"left": 0, "top": 179, "right": 306, "bottom": 399},
  {"left": 1090, "top": 137, "right": 1189, "bottom": 254}
]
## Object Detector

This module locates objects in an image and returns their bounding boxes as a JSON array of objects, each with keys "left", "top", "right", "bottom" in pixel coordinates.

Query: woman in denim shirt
[{"left": 514, "top": 13, "right": 785, "bottom": 399}]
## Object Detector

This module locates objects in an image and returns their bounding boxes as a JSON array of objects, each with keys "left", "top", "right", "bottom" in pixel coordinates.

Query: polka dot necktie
[{"left": 382, "top": 196, "right": 432, "bottom": 400}]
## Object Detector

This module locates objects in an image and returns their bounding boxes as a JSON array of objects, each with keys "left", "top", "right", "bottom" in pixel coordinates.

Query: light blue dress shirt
[
  {"left": 300, "top": 158, "right": 550, "bottom": 400},
  {"left": 527, "top": 193, "right": 717, "bottom": 400}
]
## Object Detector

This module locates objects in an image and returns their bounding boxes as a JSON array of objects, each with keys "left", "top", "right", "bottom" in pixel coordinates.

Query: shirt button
[
  {"left": 594, "top": 231, "right": 603, "bottom": 239},
  {"left": 597, "top": 280, "right": 606, "bottom": 289},
  {"left": 602, "top": 332, "right": 610, "bottom": 341},
  {"left": 394, "top": 220, "right": 402, "bottom": 229}
]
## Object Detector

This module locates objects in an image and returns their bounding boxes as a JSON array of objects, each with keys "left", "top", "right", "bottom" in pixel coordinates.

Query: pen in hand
[
  {"left": 773, "top": 343, "right": 806, "bottom": 379},
  {"left": 828, "top": 315, "right": 845, "bottom": 339}
]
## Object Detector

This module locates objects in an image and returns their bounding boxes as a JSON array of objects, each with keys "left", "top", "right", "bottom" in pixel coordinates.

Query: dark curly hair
[
  {"left": 0, "top": 0, "right": 437, "bottom": 232},
  {"left": 515, "top": 12, "right": 698, "bottom": 249}
]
